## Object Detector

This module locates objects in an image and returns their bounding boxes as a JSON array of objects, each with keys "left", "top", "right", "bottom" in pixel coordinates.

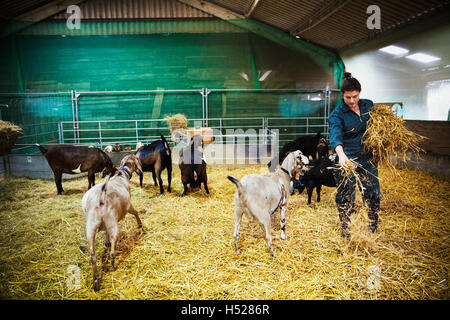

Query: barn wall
[
  {"left": 339, "top": 18, "right": 450, "bottom": 121},
  {"left": 0, "top": 20, "right": 342, "bottom": 153}
]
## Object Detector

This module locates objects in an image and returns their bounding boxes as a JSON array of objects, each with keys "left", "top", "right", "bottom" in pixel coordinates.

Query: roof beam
[
  {"left": 245, "top": 0, "right": 262, "bottom": 18},
  {"left": 16, "top": 0, "right": 87, "bottom": 22},
  {"left": 177, "top": 0, "right": 244, "bottom": 19},
  {"left": 291, "top": 0, "right": 350, "bottom": 36},
  {"left": 1, "top": 0, "right": 86, "bottom": 37},
  {"left": 178, "top": 0, "right": 345, "bottom": 88}
]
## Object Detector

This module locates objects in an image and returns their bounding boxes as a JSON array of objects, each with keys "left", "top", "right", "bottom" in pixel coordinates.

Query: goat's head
[
  {"left": 120, "top": 154, "right": 143, "bottom": 175},
  {"left": 317, "top": 137, "right": 329, "bottom": 158},
  {"left": 101, "top": 165, "right": 117, "bottom": 178},
  {"left": 285, "top": 150, "right": 309, "bottom": 175}
]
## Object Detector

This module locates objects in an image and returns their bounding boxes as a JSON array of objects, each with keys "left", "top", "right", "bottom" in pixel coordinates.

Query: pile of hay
[
  {"left": 0, "top": 120, "right": 22, "bottom": 156},
  {"left": 363, "top": 105, "right": 424, "bottom": 170},
  {"left": 0, "top": 164, "right": 448, "bottom": 299},
  {"left": 164, "top": 114, "right": 188, "bottom": 144}
]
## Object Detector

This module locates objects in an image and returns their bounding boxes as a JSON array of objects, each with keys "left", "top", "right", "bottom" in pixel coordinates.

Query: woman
[{"left": 328, "top": 72, "right": 381, "bottom": 238}]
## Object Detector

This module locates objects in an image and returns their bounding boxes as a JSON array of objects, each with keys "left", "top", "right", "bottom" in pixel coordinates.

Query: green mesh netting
[{"left": 0, "top": 20, "right": 344, "bottom": 154}]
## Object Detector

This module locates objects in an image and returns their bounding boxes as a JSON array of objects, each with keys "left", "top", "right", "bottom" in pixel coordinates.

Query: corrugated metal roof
[
  {"left": 18, "top": 20, "right": 245, "bottom": 35},
  {"left": 2, "top": 0, "right": 449, "bottom": 49},
  {"left": 208, "top": 0, "right": 254, "bottom": 16},
  {"left": 211, "top": 0, "right": 450, "bottom": 49},
  {"left": 0, "top": 0, "right": 52, "bottom": 19},
  {"left": 295, "top": 0, "right": 448, "bottom": 49},
  {"left": 51, "top": 0, "right": 213, "bottom": 20}
]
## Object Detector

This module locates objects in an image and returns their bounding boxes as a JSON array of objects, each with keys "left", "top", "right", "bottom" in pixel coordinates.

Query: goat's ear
[{"left": 135, "top": 158, "right": 143, "bottom": 174}]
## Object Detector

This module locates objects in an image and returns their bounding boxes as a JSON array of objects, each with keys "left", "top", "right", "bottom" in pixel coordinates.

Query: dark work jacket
[{"left": 328, "top": 98, "right": 374, "bottom": 157}]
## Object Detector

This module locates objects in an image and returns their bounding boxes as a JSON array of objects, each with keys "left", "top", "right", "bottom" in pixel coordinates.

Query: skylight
[
  {"left": 378, "top": 45, "right": 409, "bottom": 55},
  {"left": 405, "top": 53, "right": 440, "bottom": 63}
]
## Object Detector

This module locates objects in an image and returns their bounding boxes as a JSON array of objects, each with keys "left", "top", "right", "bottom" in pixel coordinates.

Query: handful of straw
[
  {"left": 363, "top": 105, "right": 424, "bottom": 169},
  {"left": 332, "top": 158, "right": 367, "bottom": 192},
  {"left": 0, "top": 120, "right": 22, "bottom": 156}
]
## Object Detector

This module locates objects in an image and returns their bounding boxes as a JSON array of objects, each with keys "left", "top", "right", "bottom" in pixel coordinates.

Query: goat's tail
[
  {"left": 35, "top": 144, "right": 47, "bottom": 154},
  {"left": 227, "top": 175, "right": 246, "bottom": 203},
  {"left": 160, "top": 134, "right": 171, "bottom": 156},
  {"left": 99, "top": 175, "right": 111, "bottom": 207}
]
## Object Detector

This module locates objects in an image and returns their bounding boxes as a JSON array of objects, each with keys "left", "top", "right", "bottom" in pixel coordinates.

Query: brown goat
[
  {"left": 135, "top": 135, "right": 172, "bottom": 194},
  {"left": 36, "top": 144, "right": 116, "bottom": 195}
]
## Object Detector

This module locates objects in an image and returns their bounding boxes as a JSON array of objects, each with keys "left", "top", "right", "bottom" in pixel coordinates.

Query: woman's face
[{"left": 343, "top": 90, "right": 360, "bottom": 109}]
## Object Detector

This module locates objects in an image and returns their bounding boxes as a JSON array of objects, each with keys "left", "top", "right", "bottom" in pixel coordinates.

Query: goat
[
  {"left": 227, "top": 150, "right": 309, "bottom": 257},
  {"left": 135, "top": 135, "right": 172, "bottom": 194},
  {"left": 135, "top": 142, "right": 143, "bottom": 150},
  {"left": 292, "top": 155, "right": 336, "bottom": 204},
  {"left": 104, "top": 145, "right": 113, "bottom": 153},
  {"left": 112, "top": 144, "right": 123, "bottom": 152},
  {"left": 81, "top": 154, "right": 143, "bottom": 291},
  {"left": 178, "top": 135, "right": 209, "bottom": 196},
  {"left": 123, "top": 145, "right": 132, "bottom": 151},
  {"left": 268, "top": 132, "right": 328, "bottom": 171},
  {"left": 36, "top": 144, "right": 116, "bottom": 195}
]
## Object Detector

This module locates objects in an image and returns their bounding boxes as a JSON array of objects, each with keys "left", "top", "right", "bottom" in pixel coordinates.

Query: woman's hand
[{"left": 335, "top": 145, "right": 349, "bottom": 170}]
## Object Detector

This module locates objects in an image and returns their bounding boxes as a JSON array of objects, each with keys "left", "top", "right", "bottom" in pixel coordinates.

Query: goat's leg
[
  {"left": 167, "top": 165, "right": 172, "bottom": 192},
  {"left": 88, "top": 171, "right": 95, "bottom": 189},
  {"left": 182, "top": 182, "right": 188, "bottom": 196},
  {"left": 104, "top": 232, "right": 111, "bottom": 247},
  {"left": 233, "top": 206, "right": 244, "bottom": 255},
  {"left": 280, "top": 205, "right": 287, "bottom": 240},
  {"left": 128, "top": 205, "right": 143, "bottom": 228},
  {"left": 152, "top": 171, "right": 157, "bottom": 186},
  {"left": 106, "top": 224, "right": 119, "bottom": 272},
  {"left": 86, "top": 220, "right": 101, "bottom": 291},
  {"left": 154, "top": 164, "right": 164, "bottom": 194},
  {"left": 53, "top": 168, "right": 64, "bottom": 195},
  {"left": 203, "top": 180, "right": 210, "bottom": 194},
  {"left": 307, "top": 187, "right": 313, "bottom": 205},
  {"left": 316, "top": 184, "right": 322, "bottom": 202},
  {"left": 139, "top": 172, "right": 144, "bottom": 188},
  {"left": 263, "top": 219, "right": 274, "bottom": 257}
]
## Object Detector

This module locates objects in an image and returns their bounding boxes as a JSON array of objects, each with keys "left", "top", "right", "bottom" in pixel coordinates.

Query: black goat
[
  {"left": 292, "top": 156, "right": 336, "bottom": 204},
  {"left": 135, "top": 135, "right": 172, "bottom": 194},
  {"left": 178, "top": 135, "right": 209, "bottom": 196},
  {"left": 36, "top": 144, "right": 116, "bottom": 195},
  {"left": 268, "top": 132, "right": 328, "bottom": 171}
]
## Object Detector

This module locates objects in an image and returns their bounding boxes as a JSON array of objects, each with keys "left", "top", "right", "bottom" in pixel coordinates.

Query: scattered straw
[
  {"left": 0, "top": 164, "right": 448, "bottom": 299},
  {"left": 363, "top": 105, "right": 425, "bottom": 172}
]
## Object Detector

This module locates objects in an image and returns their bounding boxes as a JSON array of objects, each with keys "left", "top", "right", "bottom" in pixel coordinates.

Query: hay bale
[
  {"left": 164, "top": 114, "right": 188, "bottom": 134},
  {"left": 0, "top": 120, "right": 22, "bottom": 156},
  {"left": 363, "top": 105, "right": 424, "bottom": 171}
]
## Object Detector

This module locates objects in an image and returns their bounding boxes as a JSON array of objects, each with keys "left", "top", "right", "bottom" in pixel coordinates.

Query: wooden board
[{"left": 404, "top": 120, "right": 450, "bottom": 156}]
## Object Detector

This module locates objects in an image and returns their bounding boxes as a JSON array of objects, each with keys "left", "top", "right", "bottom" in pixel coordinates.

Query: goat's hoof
[
  {"left": 108, "top": 266, "right": 116, "bottom": 272},
  {"left": 93, "top": 277, "right": 100, "bottom": 291},
  {"left": 234, "top": 249, "right": 240, "bottom": 256}
]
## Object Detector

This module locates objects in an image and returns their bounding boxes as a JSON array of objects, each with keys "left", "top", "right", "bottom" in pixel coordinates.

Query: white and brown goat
[
  {"left": 227, "top": 150, "right": 309, "bottom": 257},
  {"left": 81, "top": 154, "right": 143, "bottom": 291}
]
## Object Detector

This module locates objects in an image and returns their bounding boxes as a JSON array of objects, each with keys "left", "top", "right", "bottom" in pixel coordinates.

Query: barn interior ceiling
[{"left": 1, "top": 0, "right": 449, "bottom": 50}]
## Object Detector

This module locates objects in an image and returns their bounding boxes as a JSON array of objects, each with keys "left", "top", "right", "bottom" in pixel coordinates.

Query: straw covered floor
[{"left": 0, "top": 164, "right": 448, "bottom": 299}]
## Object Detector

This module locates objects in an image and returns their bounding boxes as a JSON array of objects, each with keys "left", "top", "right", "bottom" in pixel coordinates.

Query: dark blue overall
[{"left": 328, "top": 99, "right": 381, "bottom": 235}]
